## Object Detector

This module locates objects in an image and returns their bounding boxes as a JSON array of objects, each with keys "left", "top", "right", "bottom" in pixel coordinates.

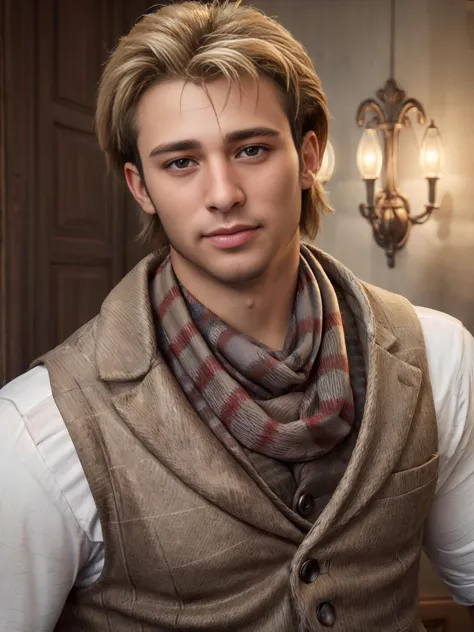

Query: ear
[
  {"left": 124, "top": 162, "right": 156, "bottom": 215},
  {"left": 300, "top": 131, "right": 320, "bottom": 190}
]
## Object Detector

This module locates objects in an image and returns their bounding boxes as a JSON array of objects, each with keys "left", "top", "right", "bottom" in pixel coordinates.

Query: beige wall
[{"left": 251, "top": 0, "right": 474, "bottom": 332}]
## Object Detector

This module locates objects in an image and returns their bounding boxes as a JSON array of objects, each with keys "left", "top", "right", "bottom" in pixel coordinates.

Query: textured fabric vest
[{"left": 36, "top": 245, "right": 438, "bottom": 632}]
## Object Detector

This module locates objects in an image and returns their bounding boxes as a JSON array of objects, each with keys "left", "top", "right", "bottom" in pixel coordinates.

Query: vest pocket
[{"left": 374, "top": 452, "right": 439, "bottom": 500}]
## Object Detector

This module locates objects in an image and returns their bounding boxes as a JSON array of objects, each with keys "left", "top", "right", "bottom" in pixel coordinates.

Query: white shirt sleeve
[
  {"left": 417, "top": 306, "right": 474, "bottom": 605},
  {"left": 0, "top": 369, "right": 100, "bottom": 632}
]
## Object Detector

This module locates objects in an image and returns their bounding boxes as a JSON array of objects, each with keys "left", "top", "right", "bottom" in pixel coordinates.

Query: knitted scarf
[{"left": 151, "top": 245, "right": 356, "bottom": 462}]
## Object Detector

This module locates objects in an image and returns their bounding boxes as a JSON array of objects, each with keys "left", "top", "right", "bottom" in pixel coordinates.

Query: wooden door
[
  {"left": 1, "top": 0, "right": 153, "bottom": 383},
  {"left": 1, "top": 0, "right": 37, "bottom": 383},
  {"left": 34, "top": 0, "right": 126, "bottom": 357}
]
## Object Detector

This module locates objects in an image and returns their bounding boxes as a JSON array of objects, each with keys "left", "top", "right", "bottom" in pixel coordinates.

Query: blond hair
[{"left": 96, "top": 0, "right": 330, "bottom": 247}]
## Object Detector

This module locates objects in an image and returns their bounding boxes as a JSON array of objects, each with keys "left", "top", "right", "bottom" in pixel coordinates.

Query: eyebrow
[{"left": 148, "top": 126, "right": 280, "bottom": 158}]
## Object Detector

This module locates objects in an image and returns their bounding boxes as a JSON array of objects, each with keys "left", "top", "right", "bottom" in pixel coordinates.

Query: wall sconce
[
  {"left": 355, "top": 0, "right": 444, "bottom": 267},
  {"left": 356, "top": 82, "right": 443, "bottom": 267}
]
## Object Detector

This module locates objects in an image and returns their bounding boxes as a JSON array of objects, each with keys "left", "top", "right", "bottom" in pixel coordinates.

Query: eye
[
  {"left": 237, "top": 145, "right": 268, "bottom": 159},
  {"left": 165, "top": 158, "right": 196, "bottom": 170}
]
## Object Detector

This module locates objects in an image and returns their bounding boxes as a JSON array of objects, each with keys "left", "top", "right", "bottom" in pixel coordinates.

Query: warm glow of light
[
  {"left": 357, "top": 128, "right": 383, "bottom": 180},
  {"left": 363, "top": 152, "right": 376, "bottom": 167},
  {"left": 317, "top": 139, "right": 336, "bottom": 183},
  {"left": 420, "top": 121, "right": 444, "bottom": 178}
]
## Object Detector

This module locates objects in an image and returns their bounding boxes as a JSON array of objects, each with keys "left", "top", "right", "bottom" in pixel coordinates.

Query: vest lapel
[
  {"left": 111, "top": 364, "right": 303, "bottom": 545},
  {"left": 305, "top": 304, "right": 423, "bottom": 541}
]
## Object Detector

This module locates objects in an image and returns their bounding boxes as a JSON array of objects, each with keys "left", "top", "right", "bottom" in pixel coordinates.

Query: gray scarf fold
[{"left": 151, "top": 244, "right": 358, "bottom": 462}]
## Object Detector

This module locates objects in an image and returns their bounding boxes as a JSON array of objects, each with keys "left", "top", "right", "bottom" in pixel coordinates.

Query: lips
[
  {"left": 205, "top": 224, "right": 258, "bottom": 237},
  {"left": 204, "top": 225, "right": 260, "bottom": 249}
]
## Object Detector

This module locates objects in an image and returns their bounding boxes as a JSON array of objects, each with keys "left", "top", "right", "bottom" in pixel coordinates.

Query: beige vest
[{"left": 37, "top": 247, "right": 438, "bottom": 632}]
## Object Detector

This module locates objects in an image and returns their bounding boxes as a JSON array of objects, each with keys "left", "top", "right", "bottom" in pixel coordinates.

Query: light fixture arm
[
  {"left": 410, "top": 177, "right": 440, "bottom": 224},
  {"left": 397, "top": 98, "right": 426, "bottom": 126},
  {"left": 356, "top": 99, "right": 385, "bottom": 127}
]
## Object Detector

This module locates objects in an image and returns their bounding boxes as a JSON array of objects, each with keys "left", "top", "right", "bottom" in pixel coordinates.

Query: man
[{"left": 0, "top": 1, "right": 473, "bottom": 630}]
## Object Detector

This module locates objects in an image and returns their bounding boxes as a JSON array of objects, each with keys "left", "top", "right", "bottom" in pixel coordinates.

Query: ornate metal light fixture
[{"left": 356, "top": 0, "right": 444, "bottom": 267}]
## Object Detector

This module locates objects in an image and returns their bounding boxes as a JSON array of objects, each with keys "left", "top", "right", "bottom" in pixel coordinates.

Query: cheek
[
  {"left": 259, "top": 155, "right": 302, "bottom": 212},
  {"left": 148, "top": 176, "right": 182, "bottom": 208},
  {"left": 273, "top": 149, "right": 300, "bottom": 188},
  {"left": 145, "top": 175, "right": 198, "bottom": 233}
]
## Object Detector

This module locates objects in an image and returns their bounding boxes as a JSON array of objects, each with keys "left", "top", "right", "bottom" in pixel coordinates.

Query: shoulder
[
  {"left": 1, "top": 364, "right": 55, "bottom": 415},
  {"left": 413, "top": 306, "right": 474, "bottom": 489},
  {"left": 0, "top": 366, "right": 100, "bottom": 542},
  {"left": 362, "top": 282, "right": 423, "bottom": 339},
  {"left": 414, "top": 305, "right": 470, "bottom": 417},
  {"left": 0, "top": 366, "right": 60, "bottom": 464},
  {"left": 414, "top": 305, "right": 467, "bottom": 366},
  {"left": 1, "top": 366, "right": 73, "bottom": 479}
]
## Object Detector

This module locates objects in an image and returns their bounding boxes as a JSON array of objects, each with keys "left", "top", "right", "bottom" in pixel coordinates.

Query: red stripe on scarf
[
  {"left": 257, "top": 418, "right": 279, "bottom": 449},
  {"left": 323, "top": 311, "right": 343, "bottom": 332},
  {"left": 317, "top": 354, "right": 349, "bottom": 374},
  {"left": 306, "top": 398, "right": 347, "bottom": 425},
  {"left": 250, "top": 354, "right": 280, "bottom": 381},
  {"left": 195, "top": 355, "right": 221, "bottom": 391},
  {"left": 170, "top": 322, "right": 196, "bottom": 357},
  {"left": 158, "top": 286, "right": 181, "bottom": 320},
  {"left": 220, "top": 386, "right": 247, "bottom": 424},
  {"left": 297, "top": 315, "right": 321, "bottom": 337}
]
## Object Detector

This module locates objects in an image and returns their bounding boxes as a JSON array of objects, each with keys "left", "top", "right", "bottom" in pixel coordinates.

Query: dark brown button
[
  {"left": 299, "top": 559, "right": 320, "bottom": 583},
  {"left": 296, "top": 492, "right": 314, "bottom": 517},
  {"left": 317, "top": 602, "right": 336, "bottom": 627}
]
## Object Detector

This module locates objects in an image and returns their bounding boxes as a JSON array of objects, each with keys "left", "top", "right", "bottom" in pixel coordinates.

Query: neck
[{"left": 171, "top": 244, "right": 301, "bottom": 351}]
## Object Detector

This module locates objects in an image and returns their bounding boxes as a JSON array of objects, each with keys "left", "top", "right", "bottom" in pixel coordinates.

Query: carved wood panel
[
  {"left": 53, "top": 124, "right": 109, "bottom": 243},
  {"left": 34, "top": 0, "right": 125, "bottom": 358},
  {"left": 50, "top": 264, "right": 111, "bottom": 344},
  {"left": 55, "top": 0, "right": 105, "bottom": 112}
]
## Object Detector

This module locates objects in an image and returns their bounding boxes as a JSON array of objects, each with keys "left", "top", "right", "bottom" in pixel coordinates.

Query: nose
[{"left": 204, "top": 159, "right": 245, "bottom": 214}]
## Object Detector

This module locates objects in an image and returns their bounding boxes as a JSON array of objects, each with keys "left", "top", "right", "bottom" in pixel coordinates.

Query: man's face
[{"left": 125, "top": 75, "right": 318, "bottom": 288}]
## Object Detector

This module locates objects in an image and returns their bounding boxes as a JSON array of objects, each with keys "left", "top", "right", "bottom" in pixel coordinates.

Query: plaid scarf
[{"left": 151, "top": 245, "right": 355, "bottom": 462}]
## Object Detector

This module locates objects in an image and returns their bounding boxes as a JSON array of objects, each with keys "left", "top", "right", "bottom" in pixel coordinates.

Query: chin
[
  {"left": 170, "top": 242, "right": 273, "bottom": 287},
  {"left": 204, "top": 258, "right": 270, "bottom": 287}
]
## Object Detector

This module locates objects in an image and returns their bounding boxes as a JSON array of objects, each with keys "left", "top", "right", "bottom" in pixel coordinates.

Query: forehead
[{"left": 135, "top": 75, "right": 291, "bottom": 150}]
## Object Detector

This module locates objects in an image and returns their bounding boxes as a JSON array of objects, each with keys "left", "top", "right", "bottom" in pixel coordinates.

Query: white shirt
[{"left": 0, "top": 306, "right": 474, "bottom": 631}]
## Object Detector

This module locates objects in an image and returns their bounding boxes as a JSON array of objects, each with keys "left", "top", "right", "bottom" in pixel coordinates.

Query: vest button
[
  {"left": 317, "top": 601, "right": 336, "bottom": 627},
  {"left": 299, "top": 559, "right": 320, "bottom": 583},
  {"left": 296, "top": 492, "right": 314, "bottom": 517}
]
